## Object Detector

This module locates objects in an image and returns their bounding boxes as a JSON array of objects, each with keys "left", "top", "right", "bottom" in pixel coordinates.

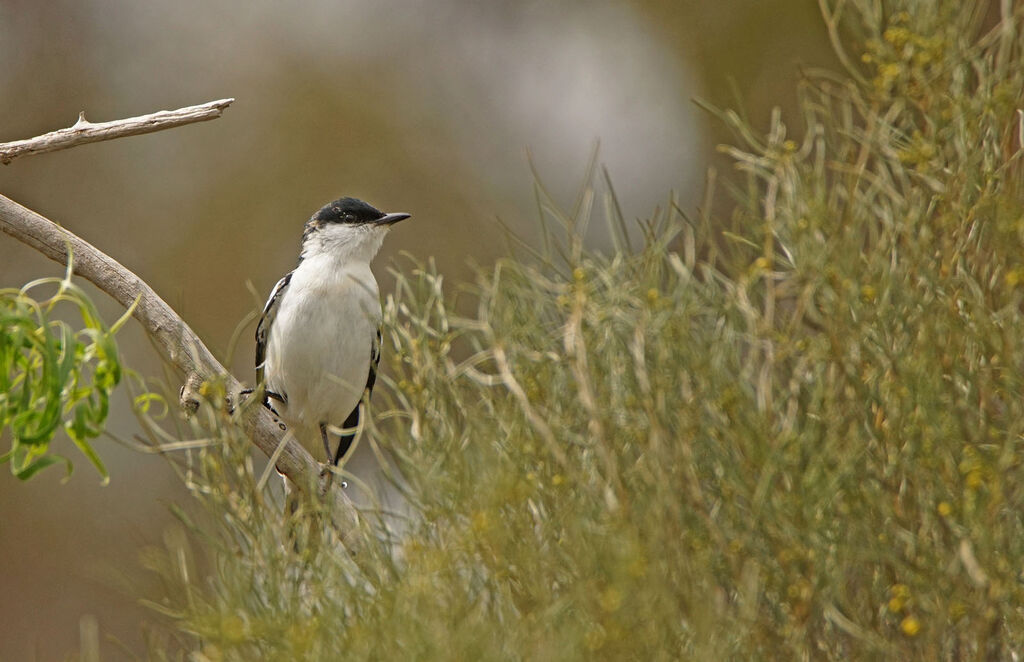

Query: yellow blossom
[{"left": 900, "top": 616, "right": 921, "bottom": 636}]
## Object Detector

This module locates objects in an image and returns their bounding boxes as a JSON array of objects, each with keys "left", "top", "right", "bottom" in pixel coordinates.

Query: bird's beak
[{"left": 377, "top": 212, "right": 411, "bottom": 226}]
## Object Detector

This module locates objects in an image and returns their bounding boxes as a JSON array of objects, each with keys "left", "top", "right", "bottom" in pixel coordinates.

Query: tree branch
[
  {"left": 0, "top": 194, "right": 359, "bottom": 536},
  {"left": 0, "top": 98, "right": 234, "bottom": 164}
]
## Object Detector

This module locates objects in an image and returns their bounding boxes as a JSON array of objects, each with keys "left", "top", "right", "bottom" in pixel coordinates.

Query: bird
[{"left": 255, "top": 197, "right": 410, "bottom": 467}]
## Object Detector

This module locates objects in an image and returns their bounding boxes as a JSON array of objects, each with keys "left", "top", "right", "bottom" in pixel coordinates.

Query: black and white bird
[{"left": 255, "top": 197, "right": 410, "bottom": 466}]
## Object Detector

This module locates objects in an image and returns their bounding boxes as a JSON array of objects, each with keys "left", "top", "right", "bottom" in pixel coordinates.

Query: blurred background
[{"left": 0, "top": 0, "right": 836, "bottom": 658}]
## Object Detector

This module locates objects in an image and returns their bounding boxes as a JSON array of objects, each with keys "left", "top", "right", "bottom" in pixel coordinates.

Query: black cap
[{"left": 312, "top": 197, "right": 409, "bottom": 225}]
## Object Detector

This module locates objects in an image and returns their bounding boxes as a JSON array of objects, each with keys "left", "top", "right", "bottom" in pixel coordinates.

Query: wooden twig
[
  {"left": 0, "top": 194, "right": 359, "bottom": 538},
  {"left": 0, "top": 98, "right": 234, "bottom": 165}
]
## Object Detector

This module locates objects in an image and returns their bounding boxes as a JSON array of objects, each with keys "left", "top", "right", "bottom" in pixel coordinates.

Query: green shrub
[
  {"left": 143, "top": 1, "right": 1024, "bottom": 659},
  {"left": 1, "top": 261, "right": 127, "bottom": 482}
]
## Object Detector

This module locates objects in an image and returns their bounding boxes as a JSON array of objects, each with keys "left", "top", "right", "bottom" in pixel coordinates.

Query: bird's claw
[{"left": 317, "top": 464, "right": 347, "bottom": 492}]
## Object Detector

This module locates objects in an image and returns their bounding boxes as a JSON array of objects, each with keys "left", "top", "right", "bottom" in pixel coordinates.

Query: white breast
[{"left": 263, "top": 255, "right": 380, "bottom": 459}]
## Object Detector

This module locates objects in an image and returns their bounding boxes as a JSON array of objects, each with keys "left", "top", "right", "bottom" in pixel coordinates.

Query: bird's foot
[
  {"left": 318, "top": 464, "right": 348, "bottom": 492},
  {"left": 227, "top": 383, "right": 259, "bottom": 414}
]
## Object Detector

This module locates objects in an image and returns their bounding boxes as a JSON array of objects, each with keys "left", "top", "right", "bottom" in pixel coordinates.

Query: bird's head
[{"left": 300, "top": 197, "right": 410, "bottom": 262}]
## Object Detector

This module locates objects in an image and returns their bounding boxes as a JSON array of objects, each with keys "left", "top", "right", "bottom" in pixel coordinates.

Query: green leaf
[{"left": 1, "top": 268, "right": 125, "bottom": 482}]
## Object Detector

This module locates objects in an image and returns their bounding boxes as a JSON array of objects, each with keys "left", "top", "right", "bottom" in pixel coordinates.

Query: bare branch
[
  {"left": 0, "top": 193, "right": 359, "bottom": 537},
  {"left": 0, "top": 98, "right": 234, "bottom": 165}
]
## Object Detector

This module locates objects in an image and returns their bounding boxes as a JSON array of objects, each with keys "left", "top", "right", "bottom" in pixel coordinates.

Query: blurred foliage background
[{"left": 0, "top": 0, "right": 920, "bottom": 659}]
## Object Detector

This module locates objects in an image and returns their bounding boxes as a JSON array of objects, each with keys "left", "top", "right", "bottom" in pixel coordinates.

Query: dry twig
[{"left": 0, "top": 98, "right": 234, "bottom": 164}]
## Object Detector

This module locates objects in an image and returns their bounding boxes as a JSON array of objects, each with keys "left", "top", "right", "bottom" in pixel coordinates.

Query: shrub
[{"left": 144, "top": 1, "right": 1024, "bottom": 659}]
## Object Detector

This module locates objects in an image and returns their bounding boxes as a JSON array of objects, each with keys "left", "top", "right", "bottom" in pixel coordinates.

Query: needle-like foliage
[{"left": 135, "top": 1, "right": 1024, "bottom": 659}]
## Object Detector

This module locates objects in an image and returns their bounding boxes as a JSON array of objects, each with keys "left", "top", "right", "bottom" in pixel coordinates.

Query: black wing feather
[
  {"left": 255, "top": 272, "right": 292, "bottom": 406},
  {"left": 333, "top": 328, "right": 382, "bottom": 464}
]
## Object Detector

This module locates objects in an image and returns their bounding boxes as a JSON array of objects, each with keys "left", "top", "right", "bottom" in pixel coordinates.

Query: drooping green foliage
[
  {"left": 0, "top": 259, "right": 129, "bottom": 481},
  {"left": 140, "top": 1, "right": 1024, "bottom": 659}
]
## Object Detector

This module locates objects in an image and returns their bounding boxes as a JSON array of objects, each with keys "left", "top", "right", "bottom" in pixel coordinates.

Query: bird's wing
[
  {"left": 332, "top": 329, "right": 383, "bottom": 465},
  {"left": 255, "top": 272, "right": 293, "bottom": 399},
  {"left": 366, "top": 327, "right": 382, "bottom": 396}
]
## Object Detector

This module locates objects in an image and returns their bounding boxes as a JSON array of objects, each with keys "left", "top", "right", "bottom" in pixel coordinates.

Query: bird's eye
[{"left": 344, "top": 213, "right": 355, "bottom": 222}]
